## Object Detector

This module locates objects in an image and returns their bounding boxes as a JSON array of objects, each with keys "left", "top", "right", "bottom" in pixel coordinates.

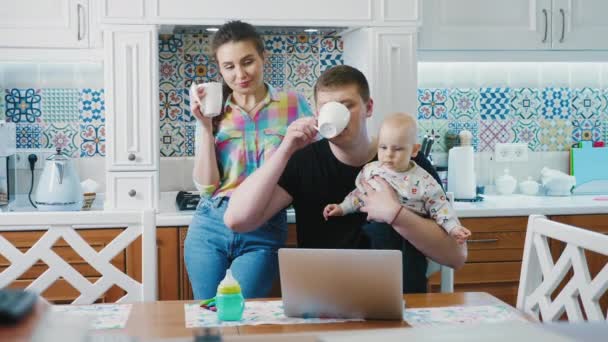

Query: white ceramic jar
[
  {"left": 519, "top": 177, "right": 540, "bottom": 195},
  {"left": 495, "top": 169, "right": 517, "bottom": 195}
]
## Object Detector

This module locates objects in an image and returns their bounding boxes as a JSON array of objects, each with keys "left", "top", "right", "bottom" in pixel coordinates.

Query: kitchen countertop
[
  {"left": 156, "top": 191, "right": 608, "bottom": 226},
  {"left": 3, "top": 192, "right": 608, "bottom": 227}
]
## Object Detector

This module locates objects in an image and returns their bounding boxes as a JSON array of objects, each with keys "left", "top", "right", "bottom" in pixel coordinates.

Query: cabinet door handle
[
  {"left": 77, "top": 3, "right": 84, "bottom": 41},
  {"left": 128, "top": 189, "right": 137, "bottom": 197},
  {"left": 559, "top": 8, "right": 566, "bottom": 43},
  {"left": 468, "top": 238, "right": 499, "bottom": 244},
  {"left": 128, "top": 153, "right": 136, "bottom": 161},
  {"left": 541, "top": 9, "right": 548, "bottom": 43}
]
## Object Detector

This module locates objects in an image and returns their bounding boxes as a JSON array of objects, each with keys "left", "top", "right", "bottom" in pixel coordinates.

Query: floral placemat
[{"left": 52, "top": 304, "right": 131, "bottom": 329}]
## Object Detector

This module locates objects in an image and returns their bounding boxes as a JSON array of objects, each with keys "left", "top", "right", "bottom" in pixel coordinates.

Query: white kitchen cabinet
[
  {"left": 99, "top": 0, "right": 419, "bottom": 26},
  {"left": 343, "top": 27, "right": 418, "bottom": 137},
  {"left": 104, "top": 26, "right": 159, "bottom": 210},
  {"left": 104, "top": 26, "right": 159, "bottom": 172},
  {"left": 0, "top": 0, "right": 90, "bottom": 48},
  {"left": 105, "top": 172, "right": 159, "bottom": 210},
  {"left": 419, "top": 0, "right": 608, "bottom": 50}
]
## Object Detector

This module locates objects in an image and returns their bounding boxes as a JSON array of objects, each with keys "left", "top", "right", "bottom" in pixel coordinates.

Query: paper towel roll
[{"left": 447, "top": 145, "right": 476, "bottom": 200}]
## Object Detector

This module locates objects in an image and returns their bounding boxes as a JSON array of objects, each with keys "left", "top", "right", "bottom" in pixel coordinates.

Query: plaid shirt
[{"left": 195, "top": 85, "right": 313, "bottom": 198}]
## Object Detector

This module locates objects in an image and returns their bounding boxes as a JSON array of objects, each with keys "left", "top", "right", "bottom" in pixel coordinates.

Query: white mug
[
  {"left": 191, "top": 82, "right": 223, "bottom": 117},
  {"left": 316, "top": 101, "right": 350, "bottom": 139}
]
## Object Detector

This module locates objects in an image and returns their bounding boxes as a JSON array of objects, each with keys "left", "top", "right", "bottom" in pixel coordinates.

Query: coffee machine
[{"left": 0, "top": 122, "right": 16, "bottom": 208}]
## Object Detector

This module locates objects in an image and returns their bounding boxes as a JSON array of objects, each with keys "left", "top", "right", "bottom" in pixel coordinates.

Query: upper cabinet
[
  {"left": 419, "top": 0, "right": 608, "bottom": 50},
  {"left": 100, "top": 0, "right": 420, "bottom": 26},
  {"left": 0, "top": 0, "right": 90, "bottom": 48}
]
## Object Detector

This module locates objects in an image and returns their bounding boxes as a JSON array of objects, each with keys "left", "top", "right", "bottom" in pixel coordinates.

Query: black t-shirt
[{"left": 278, "top": 139, "right": 442, "bottom": 249}]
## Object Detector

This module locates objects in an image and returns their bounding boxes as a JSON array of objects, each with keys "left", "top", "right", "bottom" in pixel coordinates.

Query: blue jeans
[{"left": 184, "top": 196, "right": 287, "bottom": 299}]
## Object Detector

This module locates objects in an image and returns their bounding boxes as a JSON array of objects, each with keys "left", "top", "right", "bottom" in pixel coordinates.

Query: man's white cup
[
  {"left": 316, "top": 101, "right": 351, "bottom": 139},
  {"left": 191, "top": 82, "right": 223, "bottom": 117}
]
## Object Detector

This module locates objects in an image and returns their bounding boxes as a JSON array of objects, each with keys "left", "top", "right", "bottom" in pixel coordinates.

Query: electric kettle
[{"left": 34, "top": 148, "right": 83, "bottom": 211}]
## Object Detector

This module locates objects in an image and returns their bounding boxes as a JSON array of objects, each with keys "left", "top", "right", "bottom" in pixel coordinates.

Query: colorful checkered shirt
[{"left": 195, "top": 85, "right": 313, "bottom": 198}]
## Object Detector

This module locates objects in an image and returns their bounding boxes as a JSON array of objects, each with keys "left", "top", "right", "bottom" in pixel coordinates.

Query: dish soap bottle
[{"left": 216, "top": 269, "right": 244, "bottom": 321}]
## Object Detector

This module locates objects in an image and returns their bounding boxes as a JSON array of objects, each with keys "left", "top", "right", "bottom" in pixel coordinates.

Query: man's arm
[
  {"left": 359, "top": 177, "right": 467, "bottom": 269},
  {"left": 224, "top": 117, "right": 318, "bottom": 232}
]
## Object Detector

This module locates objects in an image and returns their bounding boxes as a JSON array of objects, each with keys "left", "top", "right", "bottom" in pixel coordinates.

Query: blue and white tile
[
  {"left": 263, "top": 35, "right": 286, "bottom": 54},
  {"left": 510, "top": 88, "right": 541, "bottom": 120},
  {"left": 479, "top": 88, "right": 511, "bottom": 120},
  {"left": 180, "top": 54, "right": 220, "bottom": 88},
  {"left": 541, "top": 88, "right": 571, "bottom": 120},
  {"left": 159, "top": 34, "right": 184, "bottom": 54},
  {"left": 181, "top": 88, "right": 197, "bottom": 123},
  {"left": 183, "top": 33, "right": 211, "bottom": 55},
  {"left": 447, "top": 88, "right": 479, "bottom": 121},
  {"left": 478, "top": 120, "right": 515, "bottom": 152},
  {"left": 185, "top": 123, "right": 196, "bottom": 157},
  {"left": 80, "top": 123, "right": 106, "bottom": 157},
  {"left": 4, "top": 88, "right": 42, "bottom": 123},
  {"left": 159, "top": 83, "right": 184, "bottom": 121},
  {"left": 282, "top": 83, "right": 314, "bottom": 106},
  {"left": 417, "top": 120, "right": 449, "bottom": 153},
  {"left": 15, "top": 124, "right": 41, "bottom": 149},
  {"left": 79, "top": 88, "right": 105, "bottom": 124},
  {"left": 285, "top": 53, "right": 320, "bottom": 89},
  {"left": 264, "top": 54, "right": 286, "bottom": 89},
  {"left": 538, "top": 119, "right": 573, "bottom": 152},
  {"left": 572, "top": 119, "right": 602, "bottom": 143},
  {"left": 512, "top": 119, "right": 542, "bottom": 152},
  {"left": 286, "top": 34, "right": 319, "bottom": 54},
  {"left": 319, "top": 52, "right": 343, "bottom": 73},
  {"left": 571, "top": 87, "right": 603, "bottom": 120},
  {"left": 41, "top": 88, "right": 80, "bottom": 123},
  {"left": 159, "top": 52, "right": 183, "bottom": 87},
  {"left": 320, "top": 36, "right": 343, "bottom": 53},
  {"left": 417, "top": 89, "right": 448, "bottom": 120},
  {"left": 41, "top": 123, "right": 79, "bottom": 157},
  {"left": 448, "top": 121, "right": 479, "bottom": 151},
  {"left": 160, "top": 119, "right": 185, "bottom": 157}
]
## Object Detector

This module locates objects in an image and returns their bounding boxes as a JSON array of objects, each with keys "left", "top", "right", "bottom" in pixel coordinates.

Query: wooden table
[{"left": 1, "top": 292, "right": 519, "bottom": 341}]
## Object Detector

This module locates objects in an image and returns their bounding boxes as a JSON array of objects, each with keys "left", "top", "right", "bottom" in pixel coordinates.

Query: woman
[{"left": 184, "top": 20, "right": 312, "bottom": 299}]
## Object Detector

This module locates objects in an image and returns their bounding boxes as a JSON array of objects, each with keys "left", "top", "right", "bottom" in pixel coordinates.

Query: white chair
[
  {"left": 0, "top": 210, "right": 157, "bottom": 304},
  {"left": 517, "top": 214, "right": 608, "bottom": 322},
  {"left": 425, "top": 191, "right": 456, "bottom": 293}
]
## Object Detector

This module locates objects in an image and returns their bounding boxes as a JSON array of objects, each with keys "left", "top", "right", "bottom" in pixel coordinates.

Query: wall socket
[
  {"left": 14, "top": 149, "right": 56, "bottom": 170},
  {"left": 494, "top": 143, "right": 529, "bottom": 162}
]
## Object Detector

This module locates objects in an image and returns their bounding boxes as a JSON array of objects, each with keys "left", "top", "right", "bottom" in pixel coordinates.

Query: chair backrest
[
  {"left": 426, "top": 191, "right": 455, "bottom": 293},
  {"left": 0, "top": 210, "right": 157, "bottom": 304},
  {"left": 517, "top": 214, "right": 608, "bottom": 322}
]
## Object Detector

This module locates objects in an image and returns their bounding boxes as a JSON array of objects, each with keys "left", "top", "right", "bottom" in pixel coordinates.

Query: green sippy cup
[{"left": 216, "top": 269, "right": 245, "bottom": 321}]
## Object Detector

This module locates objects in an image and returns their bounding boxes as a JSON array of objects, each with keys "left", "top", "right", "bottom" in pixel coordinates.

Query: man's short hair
[{"left": 314, "top": 65, "right": 370, "bottom": 103}]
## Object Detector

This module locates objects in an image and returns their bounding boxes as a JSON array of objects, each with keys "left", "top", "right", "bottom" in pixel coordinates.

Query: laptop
[{"left": 278, "top": 248, "right": 404, "bottom": 320}]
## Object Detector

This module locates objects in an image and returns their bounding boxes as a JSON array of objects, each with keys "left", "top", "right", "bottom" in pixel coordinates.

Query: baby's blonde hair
[{"left": 380, "top": 113, "right": 417, "bottom": 144}]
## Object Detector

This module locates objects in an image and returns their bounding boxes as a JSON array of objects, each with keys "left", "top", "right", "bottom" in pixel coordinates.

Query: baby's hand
[
  {"left": 323, "top": 204, "right": 344, "bottom": 220},
  {"left": 450, "top": 226, "right": 472, "bottom": 245}
]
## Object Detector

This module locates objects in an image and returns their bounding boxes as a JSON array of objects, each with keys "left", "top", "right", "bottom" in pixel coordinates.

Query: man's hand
[
  {"left": 277, "top": 117, "right": 318, "bottom": 156},
  {"left": 359, "top": 176, "right": 402, "bottom": 223},
  {"left": 323, "top": 204, "right": 344, "bottom": 220}
]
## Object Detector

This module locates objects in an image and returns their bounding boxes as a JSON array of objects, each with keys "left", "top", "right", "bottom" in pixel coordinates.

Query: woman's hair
[
  {"left": 314, "top": 65, "right": 370, "bottom": 104},
  {"left": 210, "top": 20, "right": 265, "bottom": 135}
]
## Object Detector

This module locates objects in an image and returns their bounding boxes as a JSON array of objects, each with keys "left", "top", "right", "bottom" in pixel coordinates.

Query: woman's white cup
[
  {"left": 191, "top": 82, "right": 223, "bottom": 117},
  {"left": 316, "top": 101, "right": 351, "bottom": 139}
]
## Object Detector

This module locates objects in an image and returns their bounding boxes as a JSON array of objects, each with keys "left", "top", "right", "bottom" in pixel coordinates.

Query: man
[{"left": 225, "top": 65, "right": 466, "bottom": 292}]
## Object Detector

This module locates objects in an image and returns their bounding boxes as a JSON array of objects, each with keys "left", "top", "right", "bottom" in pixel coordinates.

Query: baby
[{"left": 323, "top": 113, "right": 471, "bottom": 244}]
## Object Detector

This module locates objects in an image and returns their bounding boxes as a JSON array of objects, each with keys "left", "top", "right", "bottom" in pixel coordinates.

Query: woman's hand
[
  {"left": 359, "top": 176, "right": 402, "bottom": 224},
  {"left": 190, "top": 83, "right": 213, "bottom": 131},
  {"left": 278, "top": 117, "right": 318, "bottom": 155}
]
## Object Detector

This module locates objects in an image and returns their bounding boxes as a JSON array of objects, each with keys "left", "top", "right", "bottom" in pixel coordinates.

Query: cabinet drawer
[
  {"left": 429, "top": 261, "right": 521, "bottom": 285},
  {"left": 461, "top": 217, "right": 528, "bottom": 233},
  {"left": 106, "top": 172, "right": 159, "bottom": 209}
]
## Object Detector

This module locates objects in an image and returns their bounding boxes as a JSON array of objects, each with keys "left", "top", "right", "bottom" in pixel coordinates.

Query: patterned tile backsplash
[
  {"left": 4, "top": 38, "right": 607, "bottom": 162},
  {"left": 417, "top": 87, "right": 608, "bottom": 153},
  {"left": 2, "top": 88, "right": 105, "bottom": 158}
]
